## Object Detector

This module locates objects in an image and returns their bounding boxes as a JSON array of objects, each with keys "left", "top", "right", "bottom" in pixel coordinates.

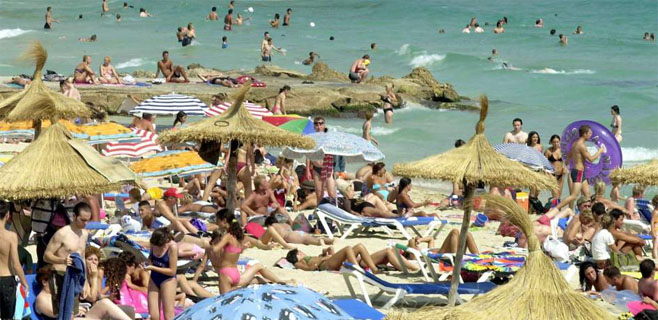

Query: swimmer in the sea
[
  {"left": 79, "top": 34, "right": 97, "bottom": 42},
  {"left": 462, "top": 25, "right": 471, "bottom": 34},
  {"left": 102, "top": 0, "right": 109, "bottom": 15},
  {"left": 488, "top": 48, "right": 497, "bottom": 62},
  {"left": 535, "top": 18, "right": 543, "bottom": 28},
  {"left": 643, "top": 32, "right": 651, "bottom": 40},
  {"left": 261, "top": 38, "right": 283, "bottom": 62},
  {"left": 235, "top": 13, "right": 250, "bottom": 25},
  {"left": 229, "top": 0, "right": 234, "bottom": 9},
  {"left": 302, "top": 52, "right": 319, "bottom": 65},
  {"left": 559, "top": 34, "right": 568, "bottom": 45},
  {"left": 473, "top": 23, "right": 484, "bottom": 33},
  {"left": 438, "top": 29, "right": 445, "bottom": 34},
  {"left": 370, "top": 43, "right": 376, "bottom": 50},
  {"left": 116, "top": 13, "right": 121, "bottom": 22},
  {"left": 469, "top": 17, "right": 477, "bottom": 27},
  {"left": 283, "top": 8, "right": 291, "bottom": 26},
  {"left": 139, "top": 8, "right": 151, "bottom": 17},
  {"left": 270, "top": 13, "right": 280, "bottom": 28},
  {"left": 44, "top": 7, "right": 58, "bottom": 29},
  {"left": 207, "top": 6, "right": 218, "bottom": 20},
  {"left": 222, "top": 36, "right": 228, "bottom": 49},
  {"left": 573, "top": 26, "right": 584, "bottom": 34},
  {"left": 501, "top": 62, "right": 521, "bottom": 71},
  {"left": 123, "top": 2, "right": 133, "bottom": 9},
  {"left": 176, "top": 27, "right": 184, "bottom": 42},
  {"left": 329, "top": 36, "right": 335, "bottom": 40},
  {"left": 550, "top": 29, "right": 556, "bottom": 36},
  {"left": 493, "top": 20, "right": 505, "bottom": 33},
  {"left": 224, "top": 9, "right": 233, "bottom": 30}
]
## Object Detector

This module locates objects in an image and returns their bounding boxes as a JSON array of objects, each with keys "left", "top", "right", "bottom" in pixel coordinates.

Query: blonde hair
[
  {"left": 365, "top": 110, "right": 373, "bottom": 120},
  {"left": 579, "top": 210, "right": 594, "bottom": 225},
  {"left": 594, "top": 180, "right": 606, "bottom": 196},
  {"left": 632, "top": 185, "right": 646, "bottom": 197},
  {"left": 254, "top": 175, "right": 266, "bottom": 190},
  {"left": 600, "top": 213, "right": 614, "bottom": 229},
  {"left": 181, "top": 193, "right": 194, "bottom": 205}
]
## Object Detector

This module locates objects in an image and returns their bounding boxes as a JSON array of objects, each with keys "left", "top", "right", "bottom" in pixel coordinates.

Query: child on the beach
[
  {"left": 362, "top": 111, "right": 378, "bottom": 145},
  {"left": 146, "top": 228, "right": 178, "bottom": 320}
]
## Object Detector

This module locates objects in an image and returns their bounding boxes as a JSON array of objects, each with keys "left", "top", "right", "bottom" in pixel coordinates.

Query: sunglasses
[{"left": 314, "top": 122, "right": 325, "bottom": 125}]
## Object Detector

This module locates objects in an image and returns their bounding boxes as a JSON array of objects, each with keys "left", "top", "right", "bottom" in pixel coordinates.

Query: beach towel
[
  {"left": 235, "top": 75, "right": 267, "bottom": 87},
  {"left": 118, "top": 282, "right": 149, "bottom": 313},
  {"left": 58, "top": 253, "right": 86, "bottom": 320},
  {"left": 12, "top": 280, "right": 30, "bottom": 320}
]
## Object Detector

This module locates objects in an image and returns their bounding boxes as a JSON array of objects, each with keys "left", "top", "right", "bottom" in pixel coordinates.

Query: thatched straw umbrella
[
  {"left": 393, "top": 96, "right": 557, "bottom": 306},
  {"left": 0, "top": 123, "right": 136, "bottom": 200},
  {"left": 159, "top": 83, "right": 315, "bottom": 210},
  {"left": 387, "top": 195, "right": 613, "bottom": 320},
  {"left": 610, "top": 159, "right": 658, "bottom": 186},
  {"left": 0, "top": 41, "right": 90, "bottom": 137}
]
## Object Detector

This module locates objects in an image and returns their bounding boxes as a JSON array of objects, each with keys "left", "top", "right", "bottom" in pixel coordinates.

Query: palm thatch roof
[
  {"left": 393, "top": 96, "right": 557, "bottom": 191},
  {"left": 0, "top": 123, "right": 135, "bottom": 200},
  {"left": 158, "top": 84, "right": 314, "bottom": 149},
  {"left": 388, "top": 195, "right": 613, "bottom": 320},
  {"left": 610, "top": 159, "right": 658, "bottom": 186},
  {"left": 0, "top": 41, "right": 90, "bottom": 122}
]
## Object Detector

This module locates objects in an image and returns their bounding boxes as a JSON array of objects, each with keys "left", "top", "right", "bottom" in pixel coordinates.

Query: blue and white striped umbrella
[
  {"left": 282, "top": 131, "right": 385, "bottom": 163},
  {"left": 493, "top": 143, "right": 554, "bottom": 172},
  {"left": 174, "top": 284, "right": 353, "bottom": 320},
  {"left": 129, "top": 93, "right": 207, "bottom": 116}
]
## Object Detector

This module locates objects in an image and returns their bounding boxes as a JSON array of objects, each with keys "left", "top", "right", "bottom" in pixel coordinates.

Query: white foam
[
  {"left": 409, "top": 54, "right": 445, "bottom": 68},
  {"left": 531, "top": 68, "right": 595, "bottom": 75},
  {"left": 396, "top": 44, "right": 410, "bottom": 55},
  {"left": 332, "top": 125, "right": 399, "bottom": 136},
  {"left": 0, "top": 28, "right": 31, "bottom": 40},
  {"left": 116, "top": 58, "right": 153, "bottom": 69},
  {"left": 622, "top": 147, "right": 658, "bottom": 163}
]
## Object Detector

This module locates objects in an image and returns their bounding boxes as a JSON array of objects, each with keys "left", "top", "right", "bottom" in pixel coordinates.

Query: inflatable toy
[{"left": 561, "top": 120, "right": 622, "bottom": 185}]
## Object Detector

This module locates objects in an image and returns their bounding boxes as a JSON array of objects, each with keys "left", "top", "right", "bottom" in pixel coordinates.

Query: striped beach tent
[
  {"left": 129, "top": 93, "right": 207, "bottom": 116},
  {"left": 205, "top": 101, "right": 272, "bottom": 119},
  {"left": 102, "top": 128, "right": 163, "bottom": 158}
]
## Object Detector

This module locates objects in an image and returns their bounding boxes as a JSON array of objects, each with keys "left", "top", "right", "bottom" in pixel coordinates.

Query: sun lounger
[
  {"left": 333, "top": 299, "right": 385, "bottom": 320},
  {"left": 314, "top": 203, "right": 446, "bottom": 240},
  {"left": 340, "top": 262, "right": 496, "bottom": 308}
]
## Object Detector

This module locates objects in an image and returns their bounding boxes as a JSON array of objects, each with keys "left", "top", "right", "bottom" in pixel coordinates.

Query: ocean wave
[
  {"left": 622, "top": 147, "right": 658, "bottom": 163},
  {"left": 116, "top": 58, "right": 154, "bottom": 69},
  {"left": 409, "top": 54, "right": 445, "bottom": 68},
  {"left": 332, "top": 125, "right": 399, "bottom": 136},
  {"left": 396, "top": 44, "right": 410, "bottom": 55},
  {"left": 531, "top": 68, "right": 596, "bottom": 75},
  {"left": 0, "top": 28, "right": 31, "bottom": 40}
]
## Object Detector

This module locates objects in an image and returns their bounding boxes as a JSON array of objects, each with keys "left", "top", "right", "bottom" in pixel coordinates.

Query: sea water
[{"left": 1, "top": 0, "right": 657, "bottom": 171}]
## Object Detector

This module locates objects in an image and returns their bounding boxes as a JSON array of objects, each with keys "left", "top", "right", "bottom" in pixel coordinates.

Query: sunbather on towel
[
  {"left": 604, "top": 266, "right": 639, "bottom": 293},
  {"left": 286, "top": 244, "right": 418, "bottom": 273},
  {"left": 216, "top": 208, "right": 295, "bottom": 250},
  {"left": 197, "top": 73, "right": 240, "bottom": 88},
  {"left": 178, "top": 194, "right": 219, "bottom": 214},
  {"left": 579, "top": 261, "right": 610, "bottom": 294},
  {"left": 7, "top": 75, "right": 31, "bottom": 88},
  {"left": 264, "top": 215, "right": 333, "bottom": 246}
]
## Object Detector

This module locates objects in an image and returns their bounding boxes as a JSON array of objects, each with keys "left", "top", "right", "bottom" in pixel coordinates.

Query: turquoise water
[{"left": 2, "top": 0, "right": 658, "bottom": 170}]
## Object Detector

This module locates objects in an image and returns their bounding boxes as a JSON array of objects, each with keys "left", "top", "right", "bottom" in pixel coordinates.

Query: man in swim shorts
[
  {"left": 349, "top": 55, "right": 370, "bottom": 84},
  {"left": 224, "top": 9, "right": 233, "bottom": 30},
  {"left": 240, "top": 176, "right": 291, "bottom": 226},
  {"left": 44, "top": 7, "right": 58, "bottom": 29},
  {"left": 155, "top": 51, "right": 189, "bottom": 83},
  {"left": 548, "top": 125, "right": 605, "bottom": 214},
  {"left": 502, "top": 118, "right": 528, "bottom": 143}
]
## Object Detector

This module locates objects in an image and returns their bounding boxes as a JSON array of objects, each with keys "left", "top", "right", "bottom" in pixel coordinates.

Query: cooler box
[{"left": 516, "top": 192, "right": 529, "bottom": 212}]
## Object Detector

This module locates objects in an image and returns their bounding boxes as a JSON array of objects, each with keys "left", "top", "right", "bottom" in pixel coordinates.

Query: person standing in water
[
  {"left": 272, "top": 85, "right": 290, "bottom": 115},
  {"left": 207, "top": 6, "right": 218, "bottom": 20},
  {"left": 503, "top": 118, "right": 528, "bottom": 143},
  {"left": 261, "top": 38, "right": 283, "bottom": 62},
  {"left": 381, "top": 84, "right": 397, "bottom": 124},
  {"left": 362, "top": 111, "right": 378, "bottom": 145},
  {"left": 102, "top": 0, "right": 109, "bottom": 15},
  {"left": 560, "top": 34, "right": 568, "bottom": 45},
  {"left": 283, "top": 8, "right": 292, "bottom": 26},
  {"left": 610, "top": 105, "right": 622, "bottom": 143},
  {"left": 224, "top": 9, "right": 233, "bottom": 30},
  {"left": 44, "top": 7, "right": 58, "bottom": 29},
  {"left": 548, "top": 125, "right": 605, "bottom": 213}
]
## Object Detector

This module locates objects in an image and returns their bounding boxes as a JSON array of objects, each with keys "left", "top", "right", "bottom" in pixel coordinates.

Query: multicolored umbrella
[
  {"left": 129, "top": 150, "right": 219, "bottom": 178},
  {"left": 282, "top": 131, "right": 384, "bottom": 162},
  {"left": 174, "top": 284, "right": 352, "bottom": 320},
  {"left": 262, "top": 115, "right": 315, "bottom": 135},
  {"left": 206, "top": 101, "right": 272, "bottom": 119},
  {"left": 493, "top": 143, "right": 554, "bottom": 172}
]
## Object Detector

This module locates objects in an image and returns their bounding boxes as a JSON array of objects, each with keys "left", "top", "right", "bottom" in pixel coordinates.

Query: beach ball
[
  {"left": 310, "top": 22, "right": 316, "bottom": 27},
  {"left": 247, "top": 7, "right": 254, "bottom": 13}
]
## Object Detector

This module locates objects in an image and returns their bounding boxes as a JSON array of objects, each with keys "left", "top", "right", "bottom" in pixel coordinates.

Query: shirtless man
[
  {"left": 604, "top": 266, "right": 639, "bottom": 293},
  {"left": 240, "top": 176, "right": 291, "bottom": 226},
  {"left": 43, "top": 203, "right": 90, "bottom": 316},
  {"left": 564, "top": 209, "right": 596, "bottom": 249},
  {"left": 0, "top": 202, "right": 29, "bottom": 318},
  {"left": 207, "top": 6, "right": 218, "bottom": 20},
  {"left": 224, "top": 9, "right": 233, "bottom": 31},
  {"left": 502, "top": 118, "right": 528, "bottom": 143},
  {"left": 348, "top": 55, "right": 370, "bottom": 84},
  {"left": 99, "top": 56, "right": 121, "bottom": 84},
  {"left": 155, "top": 51, "right": 189, "bottom": 83},
  {"left": 610, "top": 209, "right": 645, "bottom": 260},
  {"left": 559, "top": 34, "right": 568, "bottom": 45},
  {"left": 283, "top": 8, "right": 291, "bottom": 26},
  {"left": 261, "top": 38, "right": 282, "bottom": 62},
  {"left": 132, "top": 113, "right": 156, "bottom": 133},
  {"left": 44, "top": 7, "right": 58, "bottom": 29},
  {"left": 74, "top": 55, "right": 100, "bottom": 84},
  {"left": 261, "top": 32, "right": 271, "bottom": 54},
  {"left": 638, "top": 259, "right": 658, "bottom": 300},
  {"left": 153, "top": 189, "right": 201, "bottom": 234},
  {"left": 102, "top": 0, "right": 109, "bottom": 15},
  {"left": 548, "top": 125, "right": 604, "bottom": 212}
]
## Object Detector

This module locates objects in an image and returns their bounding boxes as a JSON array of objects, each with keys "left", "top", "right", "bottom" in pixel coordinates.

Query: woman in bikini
[
  {"left": 230, "top": 142, "right": 255, "bottom": 198},
  {"left": 394, "top": 177, "right": 437, "bottom": 218},
  {"left": 366, "top": 162, "right": 393, "bottom": 202},
  {"left": 211, "top": 215, "right": 246, "bottom": 294},
  {"left": 272, "top": 85, "right": 290, "bottom": 115},
  {"left": 336, "top": 179, "right": 398, "bottom": 218},
  {"left": 610, "top": 105, "right": 622, "bottom": 143},
  {"left": 146, "top": 228, "right": 178, "bottom": 320},
  {"left": 544, "top": 134, "right": 566, "bottom": 201},
  {"left": 74, "top": 55, "right": 99, "bottom": 84},
  {"left": 197, "top": 73, "right": 239, "bottom": 88},
  {"left": 526, "top": 131, "right": 543, "bottom": 152},
  {"left": 381, "top": 84, "right": 397, "bottom": 124},
  {"left": 264, "top": 215, "right": 333, "bottom": 246},
  {"left": 99, "top": 56, "right": 121, "bottom": 84},
  {"left": 286, "top": 244, "right": 418, "bottom": 273}
]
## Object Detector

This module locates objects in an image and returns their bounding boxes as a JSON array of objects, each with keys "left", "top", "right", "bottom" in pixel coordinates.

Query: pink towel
[{"left": 628, "top": 300, "right": 656, "bottom": 315}]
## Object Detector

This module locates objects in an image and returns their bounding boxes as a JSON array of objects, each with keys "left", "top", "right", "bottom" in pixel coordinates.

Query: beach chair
[
  {"left": 333, "top": 299, "right": 385, "bottom": 320},
  {"left": 314, "top": 203, "right": 446, "bottom": 240},
  {"left": 340, "top": 262, "right": 496, "bottom": 308}
]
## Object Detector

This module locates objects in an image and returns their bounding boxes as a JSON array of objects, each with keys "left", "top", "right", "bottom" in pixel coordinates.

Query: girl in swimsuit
[
  {"left": 224, "top": 142, "right": 255, "bottom": 198},
  {"left": 610, "top": 105, "right": 622, "bottom": 143},
  {"left": 212, "top": 216, "right": 245, "bottom": 294},
  {"left": 272, "top": 85, "right": 290, "bottom": 115},
  {"left": 146, "top": 228, "right": 178, "bottom": 320},
  {"left": 544, "top": 134, "right": 565, "bottom": 201},
  {"left": 366, "top": 162, "right": 393, "bottom": 201}
]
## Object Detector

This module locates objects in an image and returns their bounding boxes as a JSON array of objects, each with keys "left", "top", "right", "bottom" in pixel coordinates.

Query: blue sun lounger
[
  {"left": 340, "top": 262, "right": 496, "bottom": 308},
  {"left": 314, "top": 203, "right": 446, "bottom": 240}
]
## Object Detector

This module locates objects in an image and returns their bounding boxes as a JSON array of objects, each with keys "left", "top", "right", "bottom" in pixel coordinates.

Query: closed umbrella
[
  {"left": 130, "top": 93, "right": 207, "bottom": 116},
  {"left": 174, "top": 284, "right": 353, "bottom": 320},
  {"left": 493, "top": 143, "right": 554, "bottom": 172},
  {"left": 206, "top": 101, "right": 272, "bottom": 119},
  {"left": 282, "top": 131, "right": 385, "bottom": 162}
]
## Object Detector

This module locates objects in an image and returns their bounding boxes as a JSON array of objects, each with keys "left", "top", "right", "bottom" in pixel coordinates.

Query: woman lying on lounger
[
  {"left": 405, "top": 229, "right": 480, "bottom": 256},
  {"left": 286, "top": 244, "right": 418, "bottom": 273},
  {"left": 335, "top": 179, "right": 398, "bottom": 218},
  {"left": 216, "top": 208, "right": 296, "bottom": 250},
  {"left": 264, "top": 215, "right": 333, "bottom": 246},
  {"left": 197, "top": 73, "right": 241, "bottom": 88}
]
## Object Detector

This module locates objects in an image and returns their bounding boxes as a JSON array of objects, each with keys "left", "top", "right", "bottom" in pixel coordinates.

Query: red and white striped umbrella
[
  {"left": 205, "top": 101, "right": 272, "bottom": 119},
  {"left": 102, "top": 128, "right": 163, "bottom": 158}
]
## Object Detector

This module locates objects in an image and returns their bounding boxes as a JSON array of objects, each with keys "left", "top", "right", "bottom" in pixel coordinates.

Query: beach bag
[
  {"left": 611, "top": 251, "right": 639, "bottom": 270},
  {"left": 292, "top": 213, "right": 312, "bottom": 233},
  {"left": 542, "top": 236, "right": 569, "bottom": 262},
  {"left": 30, "top": 199, "right": 58, "bottom": 234}
]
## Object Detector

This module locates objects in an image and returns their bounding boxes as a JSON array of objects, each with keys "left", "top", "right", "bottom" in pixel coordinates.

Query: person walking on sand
[
  {"left": 44, "top": 7, "right": 58, "bottom": 29},
  {"left": 224, "top": 9, "right": 233, "bottom": 31},
  {"left": 362, "top": 111, "right": 378, "bottom": 145},
  {"left": 0, "top": 202, "right": 29, "bottom": 318},
  {"left": 503, "top": 118, "right": 528, "bottom": 143},
  {"left": 349, "top": 55, "right": 370, "bottom": 84},
  {"left": 155, "top": 51, "right": 189, "bottom": 83},
  {"left": 548, "top": 125, "right": 605, "bottom": 214}
]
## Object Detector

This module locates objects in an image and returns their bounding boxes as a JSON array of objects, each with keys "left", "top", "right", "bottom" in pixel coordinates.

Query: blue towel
[{"left": 57, "top": 253, "right": 86, "bottom": 320}]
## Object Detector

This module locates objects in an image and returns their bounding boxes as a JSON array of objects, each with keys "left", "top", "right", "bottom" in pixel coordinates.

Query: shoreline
[{"left": 0, "top": 63, "right": 479, "bottom": 118}]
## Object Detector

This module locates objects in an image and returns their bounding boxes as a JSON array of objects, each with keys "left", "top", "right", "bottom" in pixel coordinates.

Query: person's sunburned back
[{"left": 0, "top": 227, "right": 12, "bottom": 276}]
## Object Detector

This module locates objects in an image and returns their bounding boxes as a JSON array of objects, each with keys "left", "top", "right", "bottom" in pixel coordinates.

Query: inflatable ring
[{"left": 561, "top": 120, "right": 622, "bottom": 185}]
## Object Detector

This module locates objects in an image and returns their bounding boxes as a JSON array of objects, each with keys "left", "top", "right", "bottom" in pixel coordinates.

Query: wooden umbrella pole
[
  {"left": 447, "top": 182, "right": 475, "bottom": 306},
  {"left": 225, "top": 139, "right": 239, "bottom": 211},
  {"left": 33, "top": 119, "right": 42, "bottom": 139}
]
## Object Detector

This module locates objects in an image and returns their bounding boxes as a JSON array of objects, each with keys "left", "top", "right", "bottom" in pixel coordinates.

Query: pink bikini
[{"left": 219, "top": 243, "right": 243, "bottom": 285}]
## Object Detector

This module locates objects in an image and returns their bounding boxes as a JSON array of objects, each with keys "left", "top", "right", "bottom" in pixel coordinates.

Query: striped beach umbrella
[
  {"left": 262, "top": 115, "right": 314, "bottom": 135},
  {"left": 102, "top": 128, "right": 163, "bottom": 158},
  {"left": 129, "top": 93, "right": 207, "bottom": 116},
  {"left": 493, "top": 143, "right": 554, "bottom": 172},
  {"left": 205, "top": 101, "right": 272, "bottom": 119}
]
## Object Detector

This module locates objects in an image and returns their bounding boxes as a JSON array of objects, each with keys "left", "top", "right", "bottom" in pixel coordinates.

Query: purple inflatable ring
[{"left": 561, "top": 120, "right": 622, "bottom": 185}]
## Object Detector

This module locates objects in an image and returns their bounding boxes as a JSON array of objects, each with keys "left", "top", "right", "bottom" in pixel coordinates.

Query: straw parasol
[
  {"left": 610, "top": 159, "right": 658, "bottom": 186},
  {"left": 0, "top": 123, "right": 135, "bottom": 200},
  {"left": 388, "top": 195, "right": 613, "bottom": 320},
  {"left": 159, "top": 83, "right": 314, "bottom": 210},
  {"left": 0, "top": 41, "right": 90, "bottom": 137},
  {"left": 393, "top": 96, "right": 557, "bottom": 306}
]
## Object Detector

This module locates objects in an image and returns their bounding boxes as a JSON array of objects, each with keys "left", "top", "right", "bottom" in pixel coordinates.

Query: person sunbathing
[
  {"left": 7, "top": 75, "right": 31, "bottom": 88},
  {"left": 592, "top": 180, "right": 628, "bottom": 215},
  {"left": 74, "top": 55, "right": 100, "bottom": 84},
  {"left": 604, "top": 266, "right": 639, "bottom": 293},
  {"left": 564, "top": 210, "right": 597, "bottom": 249},
  {"left": 178, "top": 194, "right": 219, "bottom": 214},
  {"left": 609, "top": 208, "right": 645, "bottom": 261},
  {"left": 393, "top": 177, "right": 439, "bottom": 218},
  {"left": 625, "top": 185, "right": 646, "bottom": 220},
  {"left": 216, "top": 208, "right": 295, "bottom": 250},
  {"left": 264, "top": 215, "right": 332, "bottom": 246},
  {"left": 579, "top": 261, "right": 610, "bottom": 294},
  {"left": 197, "top": 73, "right": 240, "bottom": 88},
  {"left": 286, "top": 244, "right": 418, "bottom": 273},
  {"left": 240, "top": 175, "right": 292, "bottom": 226},
  {"left": 639, "top": 259, "right": 658, "bottom": 300},
  {"left": 407, "top": 230, "right": 480, "bottom": 255}
]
